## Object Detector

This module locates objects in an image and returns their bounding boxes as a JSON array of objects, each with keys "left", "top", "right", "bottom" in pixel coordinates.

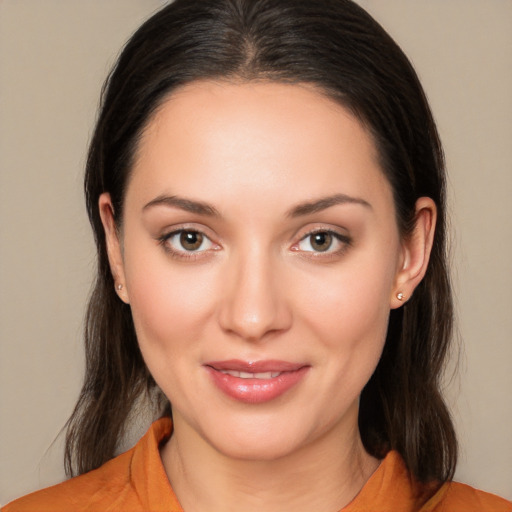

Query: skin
[{"left": 100, "top": 81, "right": 436, "bottom": 512}]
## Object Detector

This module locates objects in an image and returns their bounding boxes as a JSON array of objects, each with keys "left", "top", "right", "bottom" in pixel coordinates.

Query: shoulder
[
  {"left": 2, "top": 418, "right": 176, "bottom": 512},
  {"left": 438, "top": 482, "right": 512, "bottom": 512},
  {"left": 346, "top": 450, "right": 511, "bottom": 512},
  {"left": 422, "top": 480, "right": 511, "bottom": 512},
  {"left": 2, "top": 449, "right": 138, "bottom": 512}
]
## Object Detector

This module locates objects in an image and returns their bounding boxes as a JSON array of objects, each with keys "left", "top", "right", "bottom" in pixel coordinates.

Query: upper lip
[{"left": 204, "top": 359, "right": 307, "bottom": 373}]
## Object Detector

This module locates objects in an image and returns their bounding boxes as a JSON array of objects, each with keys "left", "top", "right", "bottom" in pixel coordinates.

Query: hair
[{"left": 65, "top": 0, "right": 457, "bottom": 489}]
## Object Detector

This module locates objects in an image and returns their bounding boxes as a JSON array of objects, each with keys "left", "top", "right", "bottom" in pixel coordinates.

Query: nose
[{"left": 217, "top": 246, "right": 292, "bottom": 342}]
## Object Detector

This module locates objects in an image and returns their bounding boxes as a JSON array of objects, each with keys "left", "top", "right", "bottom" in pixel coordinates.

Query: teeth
[
  {"left": 220, "top": 370, "right": 282, "bottom": 379},
  {"left": 220, "top": 370, "right": 240, "bottom": 377}
]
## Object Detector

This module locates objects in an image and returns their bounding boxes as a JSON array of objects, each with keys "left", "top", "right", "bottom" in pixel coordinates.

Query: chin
[
  {"left": 210, "top": 431, "right": 303, "bottom": 462},
  {"left": 193, "top": 408, "right": 322, "bottom": 463}
]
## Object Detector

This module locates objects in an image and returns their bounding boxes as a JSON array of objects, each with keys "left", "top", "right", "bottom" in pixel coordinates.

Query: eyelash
[
  {"left": 293, "top": 229, "right": 352, "bottom": 258},
  {"left": 158, "top": 229, "right": 218, "bottom": 261},
  {"left": 157, "top": 228, "right": 352, "bottom": 261}
]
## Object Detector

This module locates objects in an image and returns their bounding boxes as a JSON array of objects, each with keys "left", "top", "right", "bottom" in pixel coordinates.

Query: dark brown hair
[{"left": 66, "top": 0, "right": 457, "bottom": 487}]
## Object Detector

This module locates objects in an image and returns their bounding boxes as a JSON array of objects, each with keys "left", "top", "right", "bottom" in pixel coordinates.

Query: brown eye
[
  {"left": 296, "top": 230, "right": 350, "bottom": 255},
  {"left": 160, "top": 229, "right": 216, "bottom": 258},
  {"left": 180, "top": 231, "right": 204, "bottom": 251},
  {"left": 309, "top": 232, "right": 333, "bottom": 252}
]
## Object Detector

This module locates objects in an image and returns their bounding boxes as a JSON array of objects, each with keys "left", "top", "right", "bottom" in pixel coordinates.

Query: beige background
[{"left": 0, "top": 0, "right": 510, "bottom": 505}]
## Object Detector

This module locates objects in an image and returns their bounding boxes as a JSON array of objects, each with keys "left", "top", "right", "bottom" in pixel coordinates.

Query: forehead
[{"left": 129, "top": 80, "right": 392, "bottom": 211}]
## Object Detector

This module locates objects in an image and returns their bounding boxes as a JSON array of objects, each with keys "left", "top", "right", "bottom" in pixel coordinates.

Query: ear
[
  {"left": 98, "top": 193, "right": 130, "bottom": 304},
  {"left": 390, "top": 197, "right": 437, "bottom": 309}
]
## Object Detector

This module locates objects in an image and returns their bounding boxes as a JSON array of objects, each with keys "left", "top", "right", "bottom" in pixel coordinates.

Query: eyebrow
[
  {"left": 142, "top": 192, "right": 371, "bottom": 218},
  {"left": 143, "top": 195, "right": 220, "bottom": 217},
  {"left": 287, "top": 193, "right": 372, "bottom": 217}
]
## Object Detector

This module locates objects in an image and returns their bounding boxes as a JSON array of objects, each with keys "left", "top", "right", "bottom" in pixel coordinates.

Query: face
[{"left": 101, "top": 81, "right": 431, "bottom": 461}]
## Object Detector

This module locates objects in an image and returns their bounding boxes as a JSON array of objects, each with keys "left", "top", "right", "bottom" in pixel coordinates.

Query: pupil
[
  {"left": 311, "top": 232, "right": 332, "bottom": 251},
  {"left": 180, "top": 231, "right": 202, "bottom": 250}
]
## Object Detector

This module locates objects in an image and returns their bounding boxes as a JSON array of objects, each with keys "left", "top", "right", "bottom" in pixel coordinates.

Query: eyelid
[
  {"left": 293, "top": 224, "right": 351, "bottom": 244},
  {"left": 154, "top": 222, "right": 351, "bottom": 261},
  {"left": 157, "top": 224, "right": 221, "bottom": 260},
  {"left": 167, "top": 230, "right": 213, "bottom": 250},
  {"left": 290, "top": 226, "right": 352, "bottom": 256}
]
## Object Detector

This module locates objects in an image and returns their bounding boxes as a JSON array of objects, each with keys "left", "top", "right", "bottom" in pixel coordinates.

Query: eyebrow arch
[
  {"left": 143, "top": 195, "right": 220, "bottom": 217},
  {"left": 288, "top": 193, "right": 372, "bottom": 217}
]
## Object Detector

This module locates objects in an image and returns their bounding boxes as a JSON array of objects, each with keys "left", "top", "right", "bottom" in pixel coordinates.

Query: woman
[{"left": 3, "top": 0, "right": 511, "bottom": 510}]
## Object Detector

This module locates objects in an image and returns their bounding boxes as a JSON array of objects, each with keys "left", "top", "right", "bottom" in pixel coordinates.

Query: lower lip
[{"left": 205, "top": 366, "right": 310, "bottom": 404}]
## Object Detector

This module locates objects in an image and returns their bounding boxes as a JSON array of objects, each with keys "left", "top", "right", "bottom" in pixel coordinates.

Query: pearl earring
[
  {"left": 117, "top": 284, "right": 123, "bottom": 291},
  {"left": 396, "top": 292, "right": 404, "bottom": 301}
]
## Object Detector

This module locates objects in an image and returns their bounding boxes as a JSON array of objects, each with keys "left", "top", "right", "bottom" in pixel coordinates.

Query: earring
[
  {"left": 396, "top": 292, "right": 405, "bottom": 301},
  {"left": 117, "top": 284, "right": 123, "bottom": 291}
]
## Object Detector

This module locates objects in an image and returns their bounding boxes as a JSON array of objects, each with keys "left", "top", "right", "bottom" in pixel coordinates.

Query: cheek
[
  {"left": 293, "top": 242, "right": 399, "bottom": 382},
  {"left": 299, "top": 257, "right": 395, "bottom": 338},
  {"left": 122, "top": 243, "right": 216, "bottom": 359}
]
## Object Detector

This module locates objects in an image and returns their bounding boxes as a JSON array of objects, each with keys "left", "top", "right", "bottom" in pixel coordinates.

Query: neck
[{"left": 160, "top": 408, "right": 380, "bottom": 512}]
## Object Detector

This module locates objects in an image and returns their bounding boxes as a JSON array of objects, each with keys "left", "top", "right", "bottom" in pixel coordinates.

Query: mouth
[
  {"left": 217, "top": 370, "right": 283, "bottom": 379},
  {"left": 204, "top": 360, "right": 310, "bottom": 404}
]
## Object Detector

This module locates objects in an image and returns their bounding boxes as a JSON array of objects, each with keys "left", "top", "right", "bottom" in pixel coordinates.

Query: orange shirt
[{"left": 3, "top": 418, "right": 511, "bottom": 512}]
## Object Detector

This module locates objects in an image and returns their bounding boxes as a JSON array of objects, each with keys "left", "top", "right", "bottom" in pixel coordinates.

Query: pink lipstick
[{"left": 204, "top": 360, "right": 310, "bottom": 404}]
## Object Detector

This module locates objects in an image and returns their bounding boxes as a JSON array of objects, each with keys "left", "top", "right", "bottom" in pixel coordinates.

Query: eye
[
  {"left": 295, "top": 230, "right": 350, "bottom": 253},
  {"left": 163, "top": 229, "right": 214, "bottom": 253}
]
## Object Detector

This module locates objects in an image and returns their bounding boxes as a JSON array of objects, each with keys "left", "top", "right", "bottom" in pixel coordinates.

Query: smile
[
  {"left": 218, "top": 370, "right": 282, "bottom": 379},
  {"left": 204, "top": 360, "right": 310, "bottom": 404}
]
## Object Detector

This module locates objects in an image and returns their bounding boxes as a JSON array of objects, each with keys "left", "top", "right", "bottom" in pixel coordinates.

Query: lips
[
  {"left": 204, "top": 360, "right": 310, "bottom": 404},
  {"left": 218, "top": 370, "right": 282, "bottom": 379}
]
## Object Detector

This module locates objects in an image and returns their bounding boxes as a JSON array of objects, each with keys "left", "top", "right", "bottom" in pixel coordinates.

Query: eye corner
[
  {"left": 290, "top": 227, "right": 352, "bottom": 259},
  {"left": 155, "top": 226, "right": 221, "bottom": 261}
]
